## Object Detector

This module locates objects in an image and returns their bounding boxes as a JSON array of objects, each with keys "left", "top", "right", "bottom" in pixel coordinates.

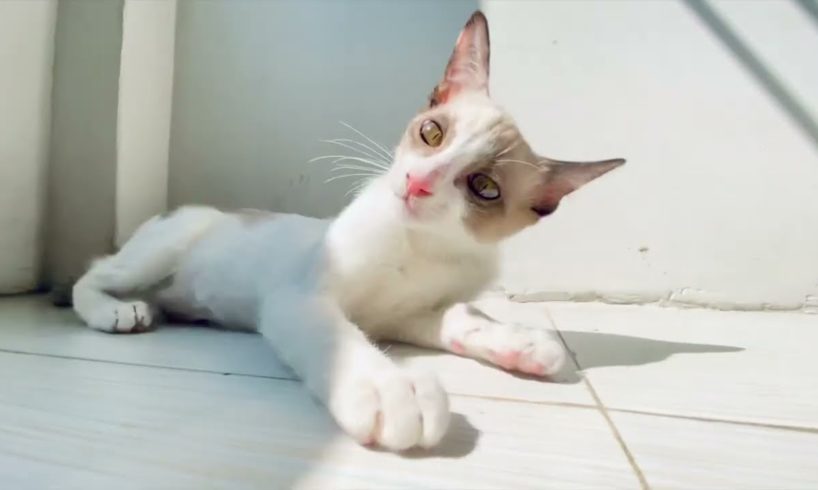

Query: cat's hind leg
[{"left": 72, "top": 206, "right": 225, "bottom": 333}]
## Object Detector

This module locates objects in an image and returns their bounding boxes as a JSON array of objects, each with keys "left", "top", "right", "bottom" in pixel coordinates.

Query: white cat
[{"left": 72, "top": 11, "right": 623, "bottom": 451}]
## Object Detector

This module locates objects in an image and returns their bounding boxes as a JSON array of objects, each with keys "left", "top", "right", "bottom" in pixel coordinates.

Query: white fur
[{"left": 72, "top": 95, "right": 567, "bottom": 451}]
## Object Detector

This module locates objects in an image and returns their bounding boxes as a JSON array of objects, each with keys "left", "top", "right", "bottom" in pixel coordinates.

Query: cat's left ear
[
  {"left": 531, "top": 158, "right": 626, "bottom": 217},
  {"left": 429, "top": 11, "right": 490, "bottom": 107}
]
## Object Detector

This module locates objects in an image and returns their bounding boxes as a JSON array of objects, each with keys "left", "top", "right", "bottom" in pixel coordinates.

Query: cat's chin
[
  {"left": 399, "top": 195, "right": 449, "bottom": 224},
  {"left": 382, "top": 177, "right": 457, "bottom": 230}
]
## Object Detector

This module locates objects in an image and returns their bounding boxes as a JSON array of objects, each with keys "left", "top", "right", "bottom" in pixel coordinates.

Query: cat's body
[
  {"left": 72, "top": 12, "right": 624, "bottom": 451},
  {"left": 155, "top": 209, "right": 329, "bottom": 330},
  {"left": 149, "top": 184, "right": 493, "bottom": 335}
]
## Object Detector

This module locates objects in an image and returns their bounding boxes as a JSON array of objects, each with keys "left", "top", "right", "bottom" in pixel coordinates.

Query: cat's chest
[{"left": 335, "top": 250, "right": 494, "bottom": 329}]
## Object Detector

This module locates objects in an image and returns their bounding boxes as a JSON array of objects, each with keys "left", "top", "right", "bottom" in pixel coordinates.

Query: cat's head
[{"left": 386, "top": 11, "right": 624, "bottom": 244}]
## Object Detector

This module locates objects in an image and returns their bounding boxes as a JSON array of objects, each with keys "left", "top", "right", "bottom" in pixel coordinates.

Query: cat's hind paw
[{"left": 86, "top": 301, "right": 154, "bottom": 333}]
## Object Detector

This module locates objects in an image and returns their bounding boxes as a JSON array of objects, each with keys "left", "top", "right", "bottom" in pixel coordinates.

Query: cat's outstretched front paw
[
  {"left": 86, "top": 301, "right": 154, "bottom": 333},
  {"left": 329, "top": 368, "right": 450, "bottom": 451},
  {"left": 450, "top": 324, "right": 566, "bottom": 377}
]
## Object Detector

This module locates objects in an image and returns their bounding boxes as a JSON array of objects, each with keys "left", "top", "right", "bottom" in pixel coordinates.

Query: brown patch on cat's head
[{"left": 460, "top": 151, "right": 625, "bottom": 242}]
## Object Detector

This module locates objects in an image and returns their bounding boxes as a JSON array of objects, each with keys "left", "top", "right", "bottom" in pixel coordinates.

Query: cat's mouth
[
  {"left": 402, "top": 193, "right": 423, "bottom": 218},
  {"left": 399, "top": 192, "right": 450, "bottom": 223}
]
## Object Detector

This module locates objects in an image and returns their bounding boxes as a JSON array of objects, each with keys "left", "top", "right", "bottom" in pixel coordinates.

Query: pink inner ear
[
  {"left": 432, "top": 83, "right": 455, "bottom": 106},
  {"left": 436, "top": 12, "right": 490, "bottom": 104},
  {"left": 533, "top": 159, "right": 626, "bottom": 214},
  {"left": 534, "top": 182, "right": 570, "bottom": 216}
]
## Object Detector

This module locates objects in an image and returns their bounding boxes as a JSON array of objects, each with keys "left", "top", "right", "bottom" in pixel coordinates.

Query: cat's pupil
[
  {"left": 467, "top": 173, "right": 501, "bottom": 200},
  {"left": 420, "top": 120, "right": 443, "bottom": 147}
]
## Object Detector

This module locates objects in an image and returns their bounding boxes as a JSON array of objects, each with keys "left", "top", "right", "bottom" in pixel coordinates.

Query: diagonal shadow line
[
  {"left": 794, "top": 0, "right": 818, "bottom": 29},
  {"left": 683, "top": 0, "right": 818, "bottom": 150}
]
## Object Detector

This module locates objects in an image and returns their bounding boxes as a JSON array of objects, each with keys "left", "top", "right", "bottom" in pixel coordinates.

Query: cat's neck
[{"left": 326, "top": 178, "right": 497, "bottom": 267}]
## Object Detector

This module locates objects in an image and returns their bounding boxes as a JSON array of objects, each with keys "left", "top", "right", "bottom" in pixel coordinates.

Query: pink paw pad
[
  {"left": 488, "top": 352, "right": 550, "bottom": 376},
  {"left": 519, "top": 361, "right": 546, "bottom": 376},
  {"left": 489, "top": 350, "right": 521, "bottom": 371},
  {"left": 450, "top": 340, "right": 466, "bottom": 354}
]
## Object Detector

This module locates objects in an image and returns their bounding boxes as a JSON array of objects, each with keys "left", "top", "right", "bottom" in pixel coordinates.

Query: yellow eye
[
  {"left": 419, "top": 119, "right": 444, "bottom": 147},
  {"left": 467, "top": 173, "right": 501, "bottom": 200}
]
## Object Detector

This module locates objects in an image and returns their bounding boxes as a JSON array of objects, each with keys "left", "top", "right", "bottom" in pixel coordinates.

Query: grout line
[
  {"left": 453, "top": 384, "right": 818, "bottom": 435},
  {"left": 544, "top": 307, "right": 651, "bottom": 490},
  {"left": 604, "top": 407, "right": 818, "bottom": 435},
  {"left": 0, "top": 347, "right": 298, "bottom": 382},
  {"left": 0, "top": 346, "right": 596, "bottom": 411},
  {"left": 9, "top": 335, "right": 818, "bottom": 437},
  {"left": 574, "top": 370, "right": 651, "bottom": 490},
  {"left": 450, "top": 393, "right": 598, "bottom": 410}
]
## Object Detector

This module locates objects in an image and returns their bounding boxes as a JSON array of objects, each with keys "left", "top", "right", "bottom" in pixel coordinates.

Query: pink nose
[{"left": 406, "top": 172, "right": 438, "bottom": 198}]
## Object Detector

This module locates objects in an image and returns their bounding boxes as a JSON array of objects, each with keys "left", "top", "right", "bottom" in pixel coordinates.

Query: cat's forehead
[
  {"left": 430, "top": 95, "right": 525, "bottom": 159},
  {"left": 448, "top": 94, "right": 512, "bottom": 134}
]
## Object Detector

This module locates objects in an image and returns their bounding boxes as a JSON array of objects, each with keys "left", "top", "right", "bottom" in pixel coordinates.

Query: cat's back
[{"left": 157, "top": 208, "right": 330, "bottom": 327}]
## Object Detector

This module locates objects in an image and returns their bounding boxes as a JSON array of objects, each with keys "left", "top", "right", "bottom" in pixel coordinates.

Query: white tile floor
[{"left": 1, "top": 295, "right": 816, "bottom": 489}]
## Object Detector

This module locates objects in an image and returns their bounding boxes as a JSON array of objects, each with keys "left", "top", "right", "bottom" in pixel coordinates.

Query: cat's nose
[{"left": 406, "top": 171, "right": 439, "bottom": 198}]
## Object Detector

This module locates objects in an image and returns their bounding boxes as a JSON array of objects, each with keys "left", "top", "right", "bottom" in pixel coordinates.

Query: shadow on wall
[
  {"left": 169, "top": 0, "right": 479, "bottom": 217},
  {"left": 796, "top": 0, "right": 818, "bottom": 29},
  {"left": 683, "top": 0, "right": 818, "bottom": 150}
]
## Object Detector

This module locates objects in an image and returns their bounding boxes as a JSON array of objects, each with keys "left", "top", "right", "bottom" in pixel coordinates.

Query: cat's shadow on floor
[
  {"left": 392, "top": 330, "right": 744, "bottom": 385},
  {"left": 382, "top": 413, "right": 480, "bottom": 460},
  {"left": 551, "top": 330, "right": 744, "bottom": 383},
  {"left": 386, "top": 330, "right": 743, "bottom": 459}
]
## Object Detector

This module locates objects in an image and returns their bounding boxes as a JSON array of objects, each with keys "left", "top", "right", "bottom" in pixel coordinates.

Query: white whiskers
[
  {"left": 495, "top": 140, "right": 520, "bottom": 158},
  {"left": 320, "top": 138, "right": 390, "bottom": 167},
  {"left": 339, "top": 121, "right": 394, "bottom": 162},
  {"left": 310, "top": 122, "right": 396, "bottom": 196},
  {"left": 495, "top": 158, "right": 541, "bottom": 171},
  {"left": 309, "top": 155, "right": 389, "bottom": 171}
]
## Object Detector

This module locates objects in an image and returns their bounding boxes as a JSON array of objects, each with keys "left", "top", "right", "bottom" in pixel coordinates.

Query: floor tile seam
[
  {"left": 0, "top": 347, "right": 601, "bottom": 409},
  {"left": 544, "top": 306, "right": 651, "bottom": 490},
  {"left": 602, "top": 406, "right": 818, "bottom": 435},
  {"left": 0, "top": 347, "right": 296, "bottom": 382}
]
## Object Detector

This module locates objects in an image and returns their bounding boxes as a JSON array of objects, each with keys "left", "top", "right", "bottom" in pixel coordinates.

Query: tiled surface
[
  {"left": 548, "top": 302, "right": 818, "bottom": 429},
  {"left": 0, "top": 296, "right": 290, "bottom": 378},
  {"left": 394, "top": 296, "right": 593, "bottom": 405},
  {"left": 0, "top": 351, "right": 637, "bottom": 489},
  {"left": 0, "top": 296, "right": 592, "bottom": 405},
  {"left": 611, "top": 413, "right": 818, "bottom": 489},
  {"left": 1, "top": 295, "right": 817, "bottom": 488}
]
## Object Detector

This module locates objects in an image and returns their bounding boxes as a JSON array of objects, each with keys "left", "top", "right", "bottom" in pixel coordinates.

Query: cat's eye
[
  {"left": 467, "top": 173, "right": 501, "bottom": 201},
  {"left": 419, "top": 119, "right": 444, "bottom": 147}
]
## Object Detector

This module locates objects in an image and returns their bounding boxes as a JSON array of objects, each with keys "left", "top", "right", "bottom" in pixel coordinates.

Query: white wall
[
  {"left": 46, "top": 0, "right": 124, "bottom": 294},
  {"left": 169, "top": 0, "right": 478, "bottom": 217},
  {"left": 44, "top": 0, "right": 177, "bottom": 300},
  {"left": 485, "top": 0, "right": 818, "bottom": 310},
  {"left": 116, "top": 0, "right": 177, "bottom": 246},
  {"left": 166, "top": 0, "right": 818, "bottom": 311},
  {"left": 0, "top": 0, "right": 57, "bottom": 293}
]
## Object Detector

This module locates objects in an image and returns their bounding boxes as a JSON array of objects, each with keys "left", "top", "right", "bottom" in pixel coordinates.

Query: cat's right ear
[{"left": 429, "top": 11, "right": 490, "bottom": 107}]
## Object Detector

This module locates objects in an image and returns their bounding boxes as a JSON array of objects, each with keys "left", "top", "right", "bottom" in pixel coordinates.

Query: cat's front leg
[
  {"left": 259, "top": 294, "right": 449, "bottom": 450},
  {"left": 392, "top": 303, "right": 567, "bottom": 377}
]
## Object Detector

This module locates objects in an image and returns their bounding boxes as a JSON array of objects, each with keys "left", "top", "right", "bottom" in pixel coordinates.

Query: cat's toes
[
  {"left": 330, "top": 369, "right": 450, "bottom": 451},
  {"left": 487, "top": 328, "right": 566, "bottom": 376},
  {"left": 87, "top": 301, "right": 154, "bottom": 333}
]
